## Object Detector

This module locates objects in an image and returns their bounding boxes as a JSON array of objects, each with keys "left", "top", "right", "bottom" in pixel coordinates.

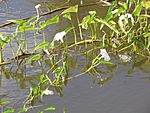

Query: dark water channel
[{"left": 0, "top": 0, "right": 150, "bottom": 113}]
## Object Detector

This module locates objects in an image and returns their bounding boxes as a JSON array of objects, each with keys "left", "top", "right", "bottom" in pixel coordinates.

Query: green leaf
[
  {"left": 34, "top": 41, "right": 49, "bottom": 51},
  {"left": 143, "top": 32, "right": 150, "bottom": 48},
  {"left": 0, "top": 62, "right": 11, "bottom": 66},
  {"left": 40, "top": 74, "right": 45, "bottom": 81},
  {"left": 118, "top": 19, "right": 126, "bottom": 33},
  {"left": 143, "top": 1, "right": 150, "bottom": 9},
  {"left": 81, "top": 11, "right": 97, "bottom": 30},
  {"left": 81, "top": 15, "right": 91, "bottom": 29},
  {"left": 114, "top": 7, "right": 125, "bottom": 18},
  {"left": 50, "top": 41, "right": 55, "bottom": 49},
  {"left": 132, "top": 38, "right": 147, "bottom": 48},
  {"left": 122, "top": 2, "right": 128, "bottom": 10},
  {"left": 104, "top": 11, "right": 113, "bottom": 22},
  {"left": 63, "top": 13, "right": 71, "bottom": 20},
  {"left": 4, "top": 109, "right": 15, "bottom": 113},
  {"left": 14, "top": 21, "right": 29, "bottom": 32},
  {"left": 1, "top": 36, "right": 10, "bottom": 49},
  {"left": 148, "top": 36, "right": 150, "bottom": 49},
  {"left": 64, "top": 27, "right": 73, "bottom": 33},
  {"left": 95, "top": 17, "right": 119, "bottom": 34},
  {"left": 44, "top": 106, "right": 56, "bottom": 111},
  {"left": 133, "top": 3, "right": 142, "bottom": 16},
  {"left": 98, "top": 59, "right": 113, "bottom": 65},
  {"left": 144, "top": 32, "right": 150, "bottom": 38},
  {"left": 0, "top": 39, "right": 8, "bottom": 44},
  {"left": 7, "top": 19, "right": 27, "bottom": 25},
  {"left": 107, "top": 0, "right": 117, "bottom": 14},
  {"left": 40, "top": 15, "right": 59, "bottom": 28},
  {"left": 0, "top": 32, "right": 3, "bottom": 38},
  {"left": 104, "top": 0, "right": 117, "bottom": 22},
  {"left": 28, "top": 54, "right": 41, "bottom": 62},
  {"left": 53, "top": 66, "right": 64, "bottom": 74},
  {"left": 61, "top": 5, "right": 78, "bottom": 14},
  {"left": 1, "top": 100, "right": 11, "bottom": 105},
  {"left": 18, "top": 106, "right": 28, "bottom": 113}
]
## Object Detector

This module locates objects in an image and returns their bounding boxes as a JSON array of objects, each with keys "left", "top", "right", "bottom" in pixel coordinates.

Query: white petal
[
  {"left": 43, "top": 89, "right": 54, "bottom": 96},
  {"left": 119, "top": 15, "right": 125, "bottom": 21},
  {"left": 126, "top": 14, "right": 134, "bottom": 25},
  {"left": 100, "top": 49, "right": 111, "bottom": 61},
  {"left": 119, "top": 14, "right": 134, "bottom": 25},
  {"left": 80, "top": 0, "right": 83, "bottom": 5},
  {"left": 54, "top": 31, "right": 66, "bottom": 43},
  {"left": 112, "top": 9, "right": 119, "bottom": 15},
  {"left": 35, "top": 4, "right": 41, "bottom": 9},
  {"left": 118, "top": 54, "right": 131, "bottom": 62}
]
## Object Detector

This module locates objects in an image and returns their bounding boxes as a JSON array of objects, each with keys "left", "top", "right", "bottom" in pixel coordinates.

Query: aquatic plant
[
  {"left": 0, "top": 0, "right": 149, "bottom": 112},
  {"left": 0, "top": 32, "right": 10, "bottom": 63},
  {"left": 102, "top": 0, "right": 150, "bottom": 52}
]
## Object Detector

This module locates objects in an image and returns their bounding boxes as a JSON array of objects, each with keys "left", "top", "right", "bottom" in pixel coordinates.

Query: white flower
[
  {"left": 100, "top": 49, "right": 111, "bottom": 61},
  {"left": 89, "top": 11, "right": 96, "bottom": 15},
  {"left": 80, "top": 0, "right": 83, "bottom": 5},
  {"left": 35, "top": 4, "right": 41, "bottom": 9},
  {"left": 54, "top": 31, "right": 66, "bottom": 43},
  {"left": 119, "top": 15, "right": 126, "bottom": 21},
  {"left": 119, "top": 13, "right": 134, "bottom": 25},
  {"left": 118, "top": 54, "right": 131, "bottom": 62},
  {"left": 35, "top": 4, "right": 41, "bottom": 18},
  {"left": 43, "top": 89, "right": 54, "bottom": 96},
  {"left": 118, "top": 13, "right": 134, "bottom": 34},
  {"left": 126, "top": 14, "right": 134, "bottom": 25},
  {"left": 112, "top": 9, "right": 119, "bottom": 15}
]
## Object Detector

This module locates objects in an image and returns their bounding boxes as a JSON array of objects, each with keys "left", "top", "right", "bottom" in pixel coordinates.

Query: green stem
[
  {"left": 23, "top": 31, "right": 27, "bottom": 52},
  {"left": 34, "top": 30, "right": 37, "bottom": 47},
  {"left": 93, "top": 23, "right": 97, "bottom": 39},
  {"left": 1, "top": 105, "right": 4, "bottom": 113},
  {"left": 42, "top": 30, "right": 46, "bottom": 50},
  {"left": 0, "top": 46, "right": 2, "bottom": 63},
  {"left": 76, "top": 14, "right": 83, "bottom": 40},
  {"left": 71, "top": 20, "right": 77, "bottom": 44},
  {"left": 90, "top": 25, "right": 94, "bottom": 39}
]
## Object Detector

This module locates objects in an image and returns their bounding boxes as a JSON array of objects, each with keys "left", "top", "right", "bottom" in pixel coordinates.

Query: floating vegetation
[{"left": 0, "top": 0, "right": 149, "bottom": 112}]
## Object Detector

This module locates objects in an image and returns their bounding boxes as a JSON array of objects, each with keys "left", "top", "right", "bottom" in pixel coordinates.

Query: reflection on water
[
  {"left": 0, "top": 0, "right": 150, "bottom": 113},
  {"left": 1, "top": 41, "right": 150, "bottom": 112}
]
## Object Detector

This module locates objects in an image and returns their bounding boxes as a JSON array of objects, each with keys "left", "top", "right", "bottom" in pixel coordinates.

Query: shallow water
[{"left": 0, "top": 0, "right": 150, "bottom": 113}]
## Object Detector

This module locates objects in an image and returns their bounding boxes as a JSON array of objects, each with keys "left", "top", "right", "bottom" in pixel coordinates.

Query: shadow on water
[{"left": 0, "top": 0, "right": 150, "bottom": 113}]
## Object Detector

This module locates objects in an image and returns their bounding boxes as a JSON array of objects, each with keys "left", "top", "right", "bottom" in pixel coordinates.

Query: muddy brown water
[{"left": 0, "top": 0, "right": 150, "bottom": 113}]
